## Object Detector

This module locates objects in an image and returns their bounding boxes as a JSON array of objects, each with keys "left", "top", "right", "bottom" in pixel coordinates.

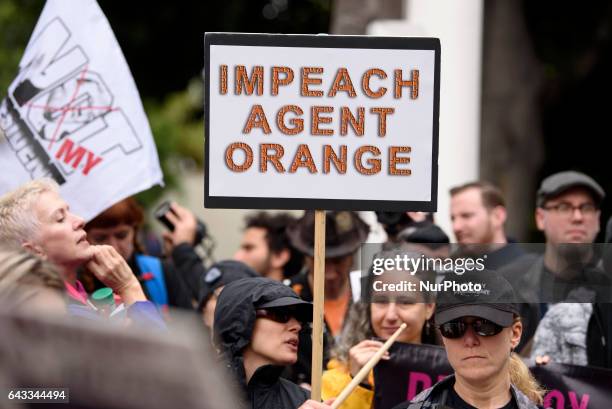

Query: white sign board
[
  {"left": 204, "top": 33, "right": 439, "bottom": 211},
  {"left": 0, "top": 0, "right": 163, "bottom": 221}
]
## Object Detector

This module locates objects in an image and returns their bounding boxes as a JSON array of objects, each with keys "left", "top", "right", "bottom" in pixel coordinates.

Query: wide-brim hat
[{"left": 286, "top": 211, "right": 369, "bottom": 258}]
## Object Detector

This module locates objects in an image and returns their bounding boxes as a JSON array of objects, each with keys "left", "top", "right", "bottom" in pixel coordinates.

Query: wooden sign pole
[
  {"left": 310, "top": 209, "right": 326, "bottom": 401},
  {"left": 330, "top": 323, "right": 407, "bottom": 408}
]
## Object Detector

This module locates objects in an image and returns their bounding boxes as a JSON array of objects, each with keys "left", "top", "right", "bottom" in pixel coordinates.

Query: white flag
[{"left": 0, "top": 0, "right": 163, "bottom": 221}]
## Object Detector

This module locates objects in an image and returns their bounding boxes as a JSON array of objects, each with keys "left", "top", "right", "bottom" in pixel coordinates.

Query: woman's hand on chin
[{"left": 86, "top": 245, "right": 147, "bottom": 305}]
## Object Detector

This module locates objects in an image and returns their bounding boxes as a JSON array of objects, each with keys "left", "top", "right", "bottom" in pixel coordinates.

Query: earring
[{"left": 425, "top": 321, "right": 432, "bottom": 337}]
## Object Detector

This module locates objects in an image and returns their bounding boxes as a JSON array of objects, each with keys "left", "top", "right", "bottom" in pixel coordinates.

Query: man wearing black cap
[
  {"left": 501, "top": 170, "right": 610, "bottom": 353},
  {"left": 285, "top": 210, "right": 369, "bottom": 385},
  {"left": 535, "top": 170, "right": 604, "bottom": 248}
]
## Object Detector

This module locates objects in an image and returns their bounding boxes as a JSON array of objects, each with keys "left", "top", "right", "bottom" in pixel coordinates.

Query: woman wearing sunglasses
[
  {"left": 214, "top": 277, "right": 334, "bottom": 409},
  {"left": 322, "top": 250, "right": 438, "bottom": 409},
  {"left": 392, "top": 270, "right": 546, "bottom": 409}
]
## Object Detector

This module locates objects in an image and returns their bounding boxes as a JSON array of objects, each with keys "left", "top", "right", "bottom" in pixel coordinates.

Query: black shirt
[{"left": 445, "top": 386, "right": 518, "bottom": 409}]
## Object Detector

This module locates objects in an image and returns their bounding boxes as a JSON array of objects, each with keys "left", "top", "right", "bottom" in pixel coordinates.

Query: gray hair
[{"left": 0, "top": 178, "right": 59, "bottom": 248}]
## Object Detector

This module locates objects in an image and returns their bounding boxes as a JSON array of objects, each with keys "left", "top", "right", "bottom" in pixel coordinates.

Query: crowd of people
[{"left": 0, "top": 169, "right": 611, "bottom": 408}]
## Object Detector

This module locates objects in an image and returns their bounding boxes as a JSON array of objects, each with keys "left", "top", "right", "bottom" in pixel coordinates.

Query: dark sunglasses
[
  {"left": 255, "top": 308, "right": 306, "bottom": 325},
  {"left": 438, "top": 318, "right": 504, "bottom": 339}
]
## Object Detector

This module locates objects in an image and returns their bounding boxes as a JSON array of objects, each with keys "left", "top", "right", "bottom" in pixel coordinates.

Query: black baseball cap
[
  {"left": 397, "top": 222, "right": 450, "bottom": 245},
  {"left": 256, "top": 296, "right": 313, "bottom": 323},
  {"left": 252, "top": 280, "right": 312, "bottom": 323},
  {"left": 537, "top": 171, "right": 605, "bottom": 207},
  {"left": 197, "top": 260, "right": 258, "bottom": 311},
  {"left": 434, "top": 269, "right": 519, "bottom": 327}
]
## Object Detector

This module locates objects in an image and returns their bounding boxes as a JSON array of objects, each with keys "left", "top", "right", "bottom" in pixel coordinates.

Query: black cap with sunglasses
[
  {"left": 435, "top": 269, "right": 519, "bottom": 339},
  {"left": 214, "top": 277, "right": 313, "bottom": 360}
]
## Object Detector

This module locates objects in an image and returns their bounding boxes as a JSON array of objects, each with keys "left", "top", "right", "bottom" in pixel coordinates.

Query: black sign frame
[{"left": 204, "top": 32, "right": 440, "bottom": 212}]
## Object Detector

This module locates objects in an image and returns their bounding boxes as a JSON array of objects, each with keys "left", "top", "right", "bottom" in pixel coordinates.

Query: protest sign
[
  {"left": 0, "top": 0, "right": 163, "bottom": 221},
  {"left": 531, "top": 363, "right": 612, "bottom": 409},
  {"left": 373, "top": 342, "right": 452, "bottom": 409},
  {"left": 373, "top": 342, "right": 612, "bottom": 409},
  {"left": 204, "top": 33, "right": 440, "bottom": 211}
]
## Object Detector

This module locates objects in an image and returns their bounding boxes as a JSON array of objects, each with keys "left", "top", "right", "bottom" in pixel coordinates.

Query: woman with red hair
[{"left": 84, "top": 197, "right": 196, "bottom": 312}]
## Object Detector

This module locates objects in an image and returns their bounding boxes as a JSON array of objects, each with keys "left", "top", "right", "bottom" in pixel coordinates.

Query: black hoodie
[{"left": 214, "top": 277, "right": 310, "bottom": 409}]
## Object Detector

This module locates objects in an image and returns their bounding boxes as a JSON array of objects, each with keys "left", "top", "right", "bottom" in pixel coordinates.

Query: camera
[{"left": 154, "top": 201, "right": 207, "bottom": 245}]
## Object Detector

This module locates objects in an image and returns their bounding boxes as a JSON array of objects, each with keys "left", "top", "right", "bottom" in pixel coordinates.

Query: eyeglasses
[
  {"left": 438, "top": 318, "right": 503, "bottom": 339},
  {"left": 542, "top": 202, "right": 598, "bottom": 217},
  {"left": 255, "top": 308, "right": 304, "bottom": 325}
]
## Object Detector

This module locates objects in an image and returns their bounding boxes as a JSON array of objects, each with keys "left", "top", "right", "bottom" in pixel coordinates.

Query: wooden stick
[
  {"left": 330, "top": 323, "right": 407, "bottom": 409},
  {"left": 310, "top": 209, "right": 326, "bottom": 401}
]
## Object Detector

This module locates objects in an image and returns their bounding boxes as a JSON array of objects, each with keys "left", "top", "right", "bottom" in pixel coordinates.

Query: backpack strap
[{"left": 135, "top": 254, "right": 169, "bottom": 310}]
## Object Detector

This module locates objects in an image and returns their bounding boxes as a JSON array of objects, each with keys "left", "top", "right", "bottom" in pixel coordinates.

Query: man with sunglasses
[{"left": 392, "top": 270, "right": 546, "bottom": 409}]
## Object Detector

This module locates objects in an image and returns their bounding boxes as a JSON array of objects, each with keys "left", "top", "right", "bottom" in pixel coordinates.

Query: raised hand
[{"left": 348, "top": 339, "right": 390, "bottom": 377}]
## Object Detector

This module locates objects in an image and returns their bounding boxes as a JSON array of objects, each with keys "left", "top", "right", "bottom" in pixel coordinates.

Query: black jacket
[
  {"left": 587, "top": 302, "right": 612, "bottom": 368},
  {"left": 170, "top": 243, "right": 206, "bottom": 301},
  {"left": 499, "top": 253, "right": 610, "bottom": 352},
  {"left": 246, "top": 365, "right": 309, "bottom": 409},
  {"left": 214, "top": 278, "right": 310, "bottom": 409}
]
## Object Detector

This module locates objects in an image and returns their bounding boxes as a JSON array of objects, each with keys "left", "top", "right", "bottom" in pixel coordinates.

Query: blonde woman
[
  {"left": 0, "top": 179, "right": 162, "bottom": 326},
  {"left": 391, "top": 270, "right": 547, "bottom": 409}
]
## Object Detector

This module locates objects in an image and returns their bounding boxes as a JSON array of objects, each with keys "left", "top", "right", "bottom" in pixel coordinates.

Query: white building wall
[{"left": 367, "top": 0, "right": 484, "bottom": 239}]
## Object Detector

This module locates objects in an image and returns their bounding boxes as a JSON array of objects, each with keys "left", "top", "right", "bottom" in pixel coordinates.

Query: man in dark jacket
[
  {"left": 214, "top": 277, "right": 332, "bottom": 409},
  {"left": 500, "top": 171, "right": 610, "bottom": 353}
]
